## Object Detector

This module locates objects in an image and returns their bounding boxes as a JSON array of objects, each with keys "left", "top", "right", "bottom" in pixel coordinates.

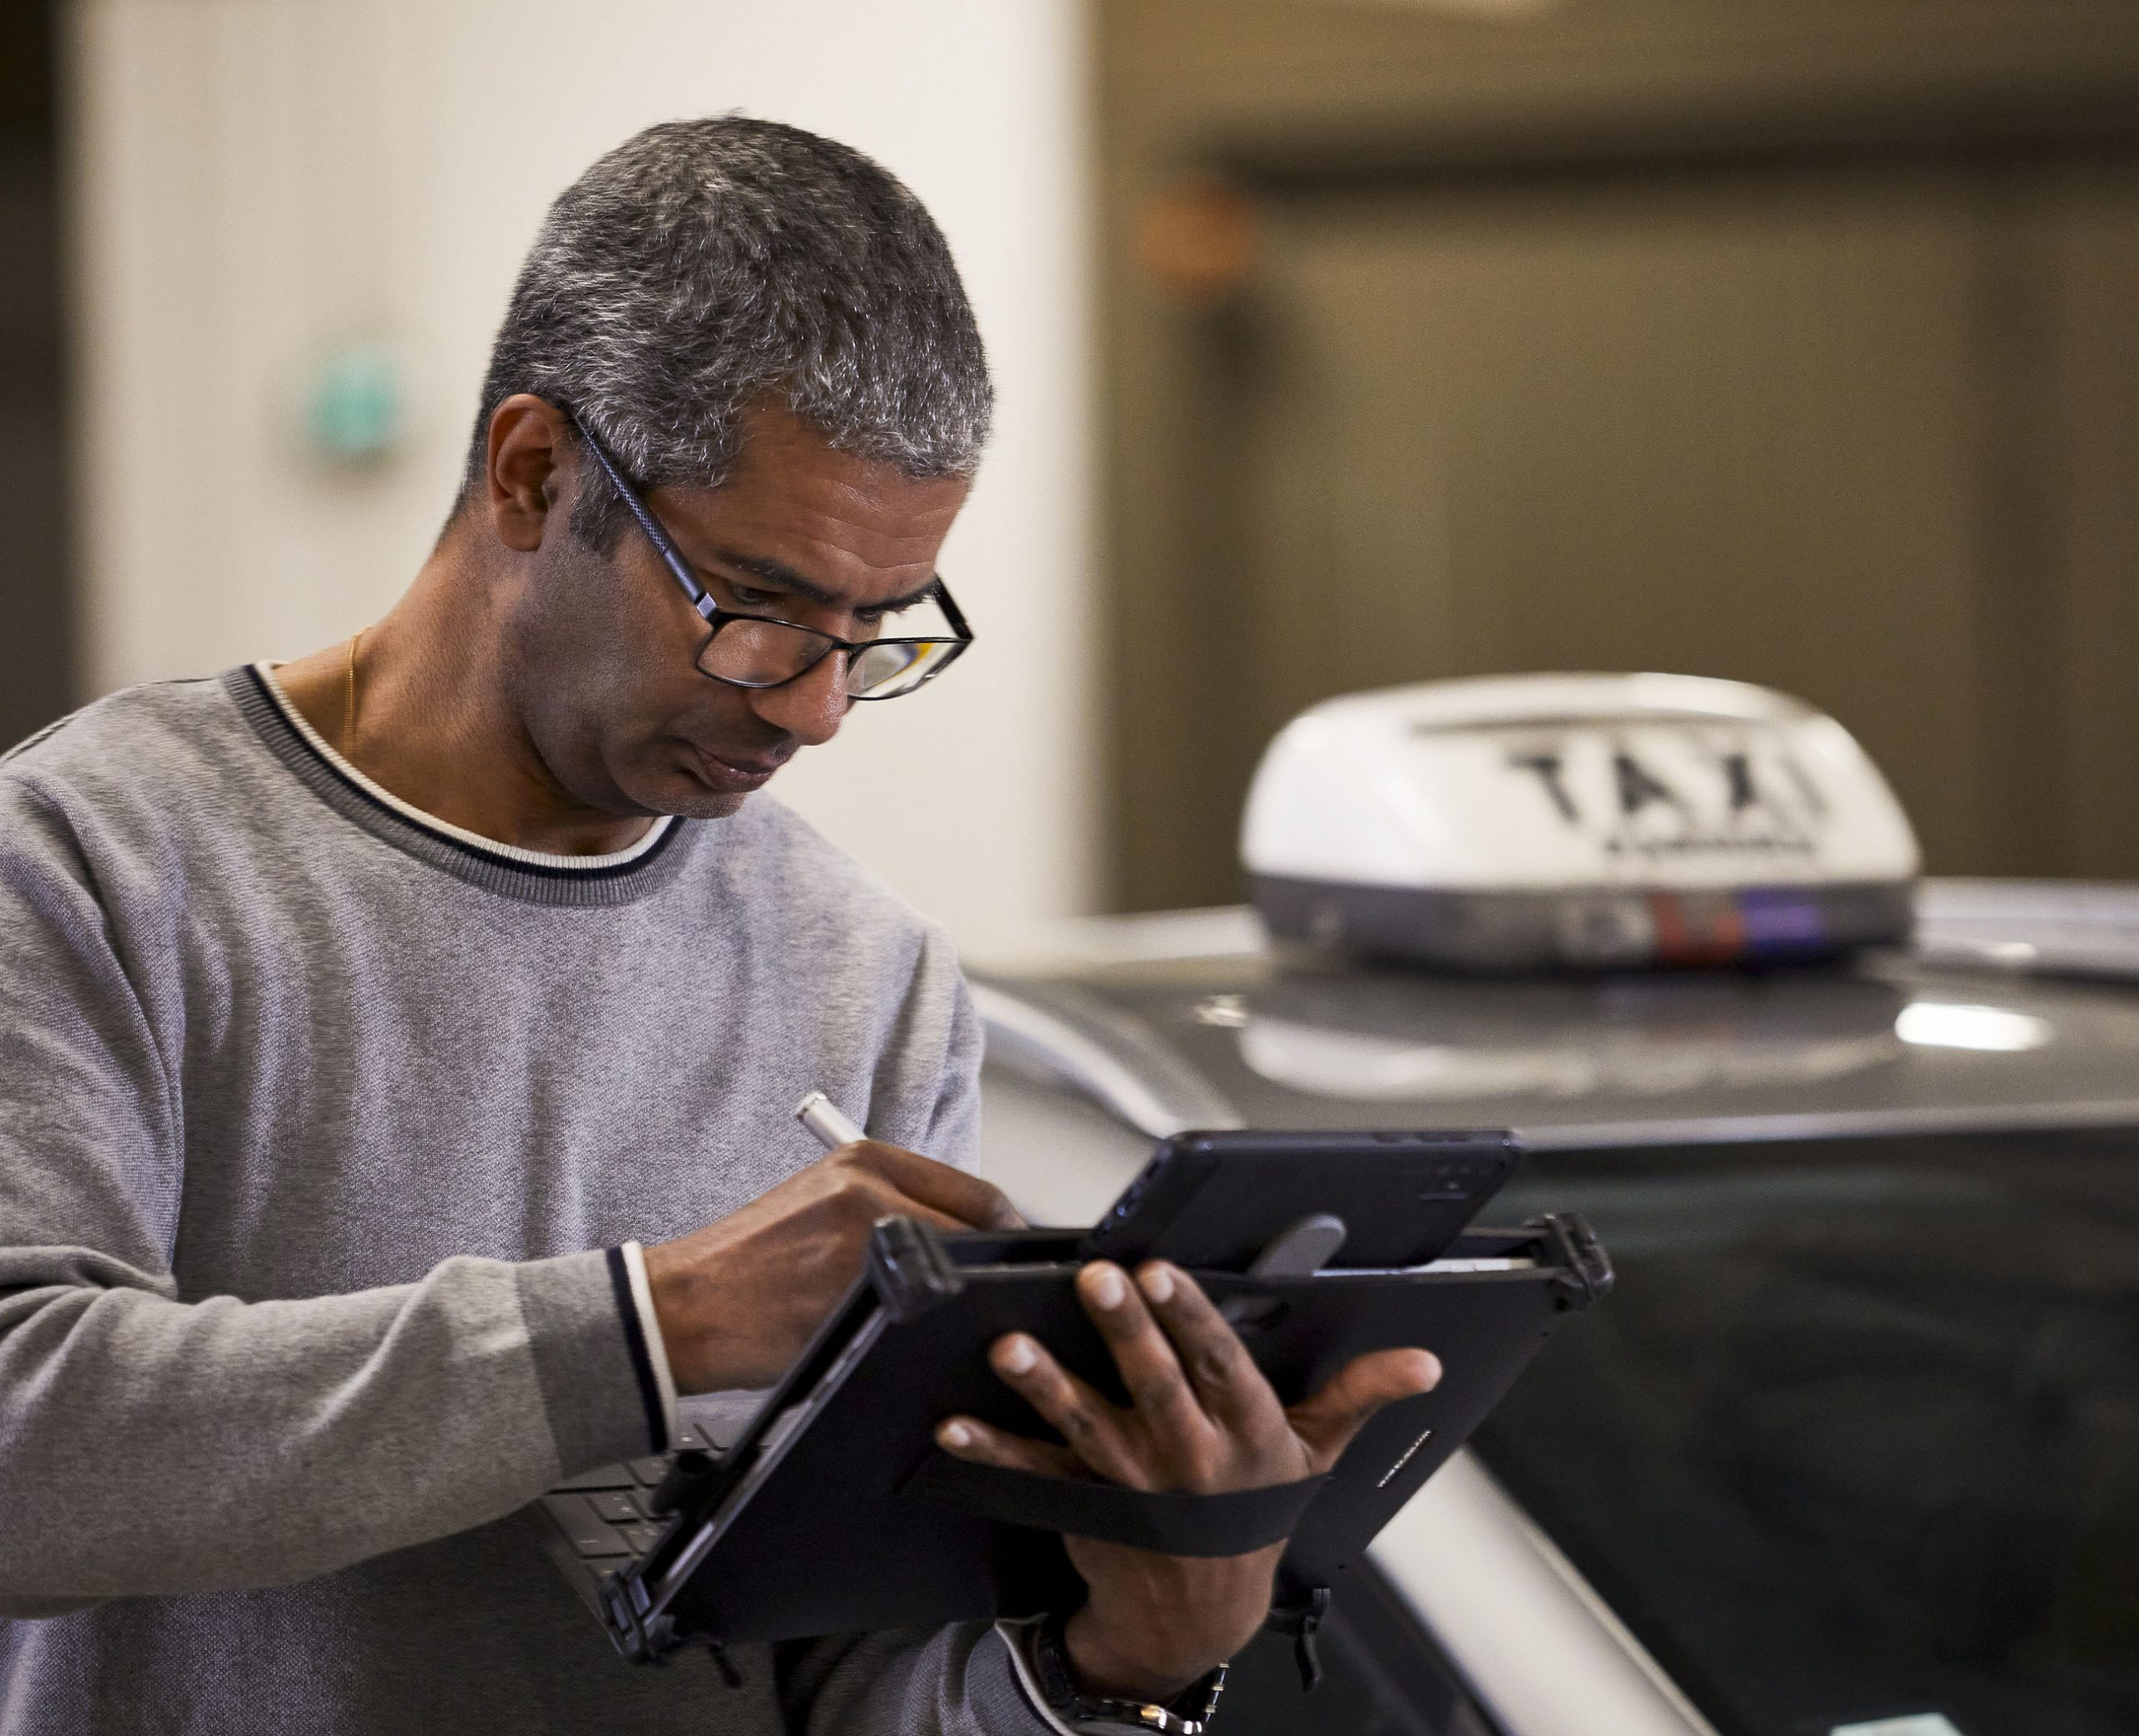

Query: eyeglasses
[{"left": 571, "top": 412, "right": 973, "bottom": 701}]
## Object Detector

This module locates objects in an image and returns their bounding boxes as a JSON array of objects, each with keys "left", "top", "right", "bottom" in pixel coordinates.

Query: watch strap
[{"left": 1028, "top": 1610, "right": 1228, "bottom": 1735}]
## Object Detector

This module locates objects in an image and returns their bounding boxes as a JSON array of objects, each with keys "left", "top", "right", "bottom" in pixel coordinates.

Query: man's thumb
[{"left": 1287, "top": 1348, "right": 1441, "bottom": 1468}]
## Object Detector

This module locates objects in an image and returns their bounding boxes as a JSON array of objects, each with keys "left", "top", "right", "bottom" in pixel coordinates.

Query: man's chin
[
  {"left": 670, "top": 789, "right": 750, "bottom": 820},
  {"left": 634, "top": 757, "right": 763, "bottom": 820},
  {"left": 625, "top": 774, "right": 748, "bottom": 820}
]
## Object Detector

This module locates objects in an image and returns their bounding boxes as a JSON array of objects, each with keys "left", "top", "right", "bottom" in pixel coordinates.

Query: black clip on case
[{"left": 595, "top": 1200, "right": 1611, "bottom": 1667}]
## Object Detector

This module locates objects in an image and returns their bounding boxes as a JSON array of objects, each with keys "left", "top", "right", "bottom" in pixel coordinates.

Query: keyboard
[{"left": 535, "top": 1412, "right": 747, "bottom": 1583}]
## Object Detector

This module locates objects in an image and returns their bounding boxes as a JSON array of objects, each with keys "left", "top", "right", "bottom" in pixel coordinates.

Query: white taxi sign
[{"left": 1242, "top": 674, "right": 1920, "bottom": 970}]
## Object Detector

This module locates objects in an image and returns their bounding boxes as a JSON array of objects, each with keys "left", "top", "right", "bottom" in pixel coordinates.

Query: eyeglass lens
[{"left": 697, "top": 612, "right": 962, "bottom": 699}]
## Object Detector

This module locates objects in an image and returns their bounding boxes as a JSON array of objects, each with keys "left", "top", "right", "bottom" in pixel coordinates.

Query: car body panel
[
  {"left": 968, "top": 881, "right": 2139, "bottom": 1736},
  {"left": 972, "top": 896, "right": 2139, "bottom": 1154}
]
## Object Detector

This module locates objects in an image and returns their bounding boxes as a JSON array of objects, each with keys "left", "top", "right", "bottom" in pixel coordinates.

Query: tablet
[
  {"left": 592, "top": 1214, "right": 1607, "bottom": 1657},
  {"left": 559, "top": 1127, "right": 1607, "bottom": 1666},
  {"left": 1082, "top": 1128, "right": 1518, "bottom": 1271}
]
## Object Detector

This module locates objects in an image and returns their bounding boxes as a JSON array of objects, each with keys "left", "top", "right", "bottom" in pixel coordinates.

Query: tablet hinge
[
  {"left": 600, "top": 1572, "right": 678, "bottom": 1664},
  {"left": 1533, "top": 1212, "right": 1613, "bottom": 1307},
  {"left": 866, "top": 1216, "right": 966, "bottom": 1321},
  {"left": 1265, "top": 1583, "right": 1333, "bottom": 1689}
]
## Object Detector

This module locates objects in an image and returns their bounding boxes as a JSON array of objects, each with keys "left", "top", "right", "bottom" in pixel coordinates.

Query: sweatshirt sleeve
[
  {"left": 861, "top": 919, "right": 983, "bottom": 1171},
  {"left": 0, "top": 786, "right": 653, "bottom": 1616},
  {"left": 775, "top": 1622, "right": 1074, "bottom": 1736},
  {"left": 925, "top": 962, "right": 985, "bottom": 1172}
]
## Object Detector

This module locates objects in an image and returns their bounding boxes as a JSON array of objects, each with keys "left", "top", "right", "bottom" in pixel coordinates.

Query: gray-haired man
[{"left": 0, "top": 118, "right": 1434, "bottom": 1733}]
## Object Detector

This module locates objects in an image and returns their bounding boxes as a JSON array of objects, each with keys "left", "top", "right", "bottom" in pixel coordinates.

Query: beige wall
[{"left": 68, "top": 0, "right": 1096, "bottom": 942}]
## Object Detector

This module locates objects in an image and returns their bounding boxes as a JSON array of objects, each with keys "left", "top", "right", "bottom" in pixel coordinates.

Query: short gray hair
[{"left": 466, "top": 115, "right": 993, "bottom": 548}]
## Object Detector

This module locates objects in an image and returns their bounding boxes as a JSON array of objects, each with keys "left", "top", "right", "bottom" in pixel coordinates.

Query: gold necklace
[{"left": 343, "top": 628, "right": 365, "bottom": 759}]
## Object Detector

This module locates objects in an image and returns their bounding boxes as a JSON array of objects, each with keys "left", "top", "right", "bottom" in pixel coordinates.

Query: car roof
[{"left": 967, "top": 879, "right": 2139, "bottom": 1150}]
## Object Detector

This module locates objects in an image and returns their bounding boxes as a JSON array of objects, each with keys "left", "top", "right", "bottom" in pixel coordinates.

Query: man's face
[{"left": 513, "top": 404, "right": 970, "bottom": 821}]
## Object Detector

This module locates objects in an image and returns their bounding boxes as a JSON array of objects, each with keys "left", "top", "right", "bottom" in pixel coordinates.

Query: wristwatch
[{"left": 1027, "top": 1610, "right": 1228, "bottom": 1735}]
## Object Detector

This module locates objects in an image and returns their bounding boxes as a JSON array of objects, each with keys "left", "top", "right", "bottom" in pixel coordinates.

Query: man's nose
[{"left": 749, "top": 652, "right": 851, "bottom": 746}]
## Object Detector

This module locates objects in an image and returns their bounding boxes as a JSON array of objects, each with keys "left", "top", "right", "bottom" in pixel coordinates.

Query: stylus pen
[{"left": 795, "top": 1090, "right": 866, "bottom": 1150}]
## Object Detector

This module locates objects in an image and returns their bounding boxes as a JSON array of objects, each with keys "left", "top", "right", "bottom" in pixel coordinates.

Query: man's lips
[{"left": 683, "top": 742, "right": 788, "bottom": 794}]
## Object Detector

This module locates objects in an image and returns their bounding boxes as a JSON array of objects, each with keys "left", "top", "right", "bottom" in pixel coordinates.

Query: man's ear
[{"left": 485, "top": 394, "right": 572, "bottom": 553}]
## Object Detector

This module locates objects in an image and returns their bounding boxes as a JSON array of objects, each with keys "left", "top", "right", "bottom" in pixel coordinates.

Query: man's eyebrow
[{"left": 711, "top": 549, "right": 937, "bottom": 612}]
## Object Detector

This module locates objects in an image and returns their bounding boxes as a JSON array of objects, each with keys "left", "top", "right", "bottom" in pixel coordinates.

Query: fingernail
[
  {"left": 1085, "top": 1265, "right": 1127, "bottom": 1309},
  {"left": 998, "top": 1335, "right": 1038, "bottom": 1374},
  {"left": 938, "top": 1420, "right": 973, "bottom": 1449},
  {"left": 1138, "top": 1264, "right": 1175, "bottom": 1305}
]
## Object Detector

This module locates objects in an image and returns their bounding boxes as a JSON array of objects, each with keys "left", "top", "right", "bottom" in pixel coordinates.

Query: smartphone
[{"left": 1081, "top": 1128, "right": 1520, "bottom": 1272}]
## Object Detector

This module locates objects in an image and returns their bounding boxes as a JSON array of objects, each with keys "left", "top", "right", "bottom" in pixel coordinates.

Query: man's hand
[
  {"left": 933, "top": 1261, "right": 1439, "bottom": 1702},
  {"left": 644, "top": 1142, "right": 1022, "bottom": 1392}
]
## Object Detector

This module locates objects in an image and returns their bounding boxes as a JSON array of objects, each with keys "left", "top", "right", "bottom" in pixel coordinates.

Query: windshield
[{"left": 1475, "top": 1125, "right": 2139, "bottom": 1736}]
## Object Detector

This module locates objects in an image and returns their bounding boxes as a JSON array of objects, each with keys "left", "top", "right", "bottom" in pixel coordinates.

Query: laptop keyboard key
[
  {"left": 542, "top": 1495, "right": 629, "bottom": 1560},
  {"left": 590, "top": 1491, "right": 645, "bottom": 1525},
  {"left": 553, "top": 1461, "right": 637, "bottom": 1493},
  {"left": 689, "top": 1415, "right": 749, "bottom": 1453}
]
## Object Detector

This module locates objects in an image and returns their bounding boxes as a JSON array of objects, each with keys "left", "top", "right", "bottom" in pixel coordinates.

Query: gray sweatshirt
[{"left": 0, "top": 668, "right": 1059, "bottom": 1735}]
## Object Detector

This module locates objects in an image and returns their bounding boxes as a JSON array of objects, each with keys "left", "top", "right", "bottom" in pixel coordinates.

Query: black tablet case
[{"left": 598, "top": 1213, "right": 1610, "bottom": 1661}]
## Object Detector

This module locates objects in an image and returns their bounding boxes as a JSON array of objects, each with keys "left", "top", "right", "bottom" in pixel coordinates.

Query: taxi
[{"left": 968, "top": 678, "right": 2139, "bottom": 1736}]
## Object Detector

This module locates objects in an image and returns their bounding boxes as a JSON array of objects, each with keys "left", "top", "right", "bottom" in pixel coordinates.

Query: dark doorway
[{"left": 0, "top": 0, "right": 74, "bottom": 750}]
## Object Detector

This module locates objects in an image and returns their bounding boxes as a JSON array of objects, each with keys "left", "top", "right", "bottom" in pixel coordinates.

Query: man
[{"left": 0, "top": 118, "right": 1435, "bottom": 1733}]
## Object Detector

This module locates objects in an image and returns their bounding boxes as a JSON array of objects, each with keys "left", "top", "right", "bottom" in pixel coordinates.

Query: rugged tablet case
[
  {"left": 595, "top": 1213, "right": 1610, "bottom": 1662},
  {"left": 1084, "top": 1127, "right": 1520, "bottom": 1271}
]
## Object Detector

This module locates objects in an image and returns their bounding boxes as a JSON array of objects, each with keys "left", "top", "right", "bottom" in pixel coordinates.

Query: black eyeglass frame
[{"left": 569, "top": 410, "right": 973, "bottom": 700}]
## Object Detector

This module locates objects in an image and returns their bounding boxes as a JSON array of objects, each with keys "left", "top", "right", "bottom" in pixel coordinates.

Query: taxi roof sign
[{"left": 1242, "top": 673, "right": 1920, "bottom": 971}]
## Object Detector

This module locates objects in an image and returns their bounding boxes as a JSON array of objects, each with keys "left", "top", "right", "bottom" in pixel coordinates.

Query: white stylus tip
[{"left": 795, "top": 1090, "right": 866, "bottom": 1150}]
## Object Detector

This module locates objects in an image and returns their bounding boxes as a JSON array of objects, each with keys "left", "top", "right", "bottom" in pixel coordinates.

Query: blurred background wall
[
  {"left": 1099, "top": 0, "right": 2139, "bottom": 911},
  {"left": 61, "top": 0, "right": 1096, "bottom": 945},
  {"left": 10, "top": 0, "right": 2139, "bottom": 933}
]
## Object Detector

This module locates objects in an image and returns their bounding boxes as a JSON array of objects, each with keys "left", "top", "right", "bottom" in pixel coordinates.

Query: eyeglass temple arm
[
  {"left": 568, "top": 410, "right": 719, "bottom": 619},
  {"left": 932, "top": 578, "right": 973, "bottom": 642},
  {"left": 575, "top": 405, "right": 968, "bottom": 647}
]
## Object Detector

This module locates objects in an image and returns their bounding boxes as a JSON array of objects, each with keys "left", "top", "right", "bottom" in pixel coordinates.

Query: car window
[{"left": 1476, "top": 1126, "right": 2139, "bottom": 1736}]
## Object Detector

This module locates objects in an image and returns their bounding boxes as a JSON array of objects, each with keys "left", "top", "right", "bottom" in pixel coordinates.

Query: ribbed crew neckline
[{"left": 226, "top": 664, "right": 699, "bottom": 907}]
